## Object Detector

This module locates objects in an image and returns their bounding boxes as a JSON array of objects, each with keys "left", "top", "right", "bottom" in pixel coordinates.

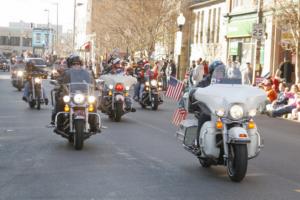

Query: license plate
[{"left": 74, "top": 110, "right": 85, "bottom": 117}]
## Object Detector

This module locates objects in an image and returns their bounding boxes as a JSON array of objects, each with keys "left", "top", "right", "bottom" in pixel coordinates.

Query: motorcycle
[
  {"left": 50, "top": 80, "right": 101, "bottom": 150},
  {"left": 176, "top": 67, "right": 266, "bottom": 182},
  {"left": 98, "top": 74, "right": 136, "bottom": 122},
  {"left": 140, "top": 79, "right": 163, "bottom": 110},
  {"left": 27, "top": 72, "right": 48, "bottom": 109},
  {"left": 11, "top": 69, "right": 25, "bottom": 91}
]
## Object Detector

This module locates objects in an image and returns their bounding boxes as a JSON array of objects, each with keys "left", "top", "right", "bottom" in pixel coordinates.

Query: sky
[{"left": 0, "top": 0, "right": 74, "bottom": 32}]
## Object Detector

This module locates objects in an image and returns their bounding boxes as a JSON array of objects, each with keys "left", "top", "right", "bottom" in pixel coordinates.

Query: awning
[{"left": 81, "top": 41, "right": 91, "bottom": 51}]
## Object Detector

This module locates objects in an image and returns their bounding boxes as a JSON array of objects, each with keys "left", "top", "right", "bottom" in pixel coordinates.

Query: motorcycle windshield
[
  {"left": 68, "top": 69, "right": 92, "bottom": 94},
  {"left": 211, "top": 66, "right": 243, "bottom": 85}
]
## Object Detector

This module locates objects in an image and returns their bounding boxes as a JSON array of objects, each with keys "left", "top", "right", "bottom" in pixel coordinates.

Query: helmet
[
  {"left": 66, "top": 55, "right": 81, "bottom": 68},
  {"left": 208, "top": 60, "right": 225, "bottom": 75},
  {"left": 112, "top": 57, "right": 121, "bottom": 65}
]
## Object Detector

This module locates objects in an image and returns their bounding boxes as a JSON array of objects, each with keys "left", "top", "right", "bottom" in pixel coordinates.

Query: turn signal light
[
  {"left": 64, "top": 104, "right": 70, "bottom": 112},
  {"left": 108, "top": 90, "right": 113, "bottom": 96},
  {"left": 248, "top": 120, "right": 256, "bottom": 129},
  {"left": 124, "top": 92, "right": 129, "bottom": 97},
  {"left": 88, "top": 104, "right": 94, "bottom": 112},
  {"left": 216, "top": 119, "right": 223, "bottom": 129},
  {"left": 239, "top": 133, "right": 248, "bottom": 138}
]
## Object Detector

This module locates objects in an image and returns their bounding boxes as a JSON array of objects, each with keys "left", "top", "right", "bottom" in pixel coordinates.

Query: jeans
[
  {"left": 139, "top": 83, "right": 145, "bottom": 99},
  {"left": 133, "top": 82, "right": 140, "bottom": 99},
  {"left": 23, "top": 81, "right": 48, "bottom": 99},
  {"left": 271, "top": 105, "right": 296, "bottom": 117}
]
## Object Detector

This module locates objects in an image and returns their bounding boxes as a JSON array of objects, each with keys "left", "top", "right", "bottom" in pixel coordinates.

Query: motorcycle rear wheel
[{"left": 227, "top": 144, "right": 248, "bottom": 182}]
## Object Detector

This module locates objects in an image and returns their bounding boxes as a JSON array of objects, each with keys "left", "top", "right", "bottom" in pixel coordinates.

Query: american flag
[
  {"left": 172, "top": 108, "right": 188, "bottom": 126},
  {"left": 165, "top": 76, "right": 185, "bottom": 101}
]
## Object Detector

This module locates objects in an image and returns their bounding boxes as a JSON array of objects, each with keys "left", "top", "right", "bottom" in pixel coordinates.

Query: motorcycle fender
[
  {"left": 115, "top": 94, "right": 124, "bottom": 102},
  {"left": 227, "top": 127, "right": 251, "bottom": 144}
]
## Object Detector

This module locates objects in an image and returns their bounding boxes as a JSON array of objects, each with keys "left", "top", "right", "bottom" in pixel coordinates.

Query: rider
[
  {"left": 187, "top": 60, "right": 226, "bottom": 149},
  {"left": 22, "top": 60, "right": 48, "bottom": 104},
  {"left": 51, "top": 55, "right": 99, "bottom": 132},
  {"left": 133, "top": 60, "right": 145, "bottom": 101}
]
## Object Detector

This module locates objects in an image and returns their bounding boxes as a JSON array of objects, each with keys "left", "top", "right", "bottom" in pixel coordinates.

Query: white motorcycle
[
  {"left": 177, "top": 67, "right": 266, "bottom": 182},
  {"left": 98, "top": 74, "right": 137, "bottom": 122}
]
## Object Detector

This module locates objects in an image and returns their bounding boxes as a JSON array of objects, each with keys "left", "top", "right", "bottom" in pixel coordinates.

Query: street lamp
[
  {"left": 52, "top": 2, "right": 59, "bottom": 55},
  {"left": 44, "top": 9, "right": 50, "bottom": 28},
  {"left": 73, "top": 0, "right": 83, "bottom": 52},
  {"left": 176, "top": 13, "right": 185, "bottom": 79}
]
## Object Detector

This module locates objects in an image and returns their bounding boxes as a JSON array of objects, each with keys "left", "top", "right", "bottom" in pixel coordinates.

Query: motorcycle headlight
[
  {"left": 52, "top": 69, "right": 58, "bottom": 74},
  {"left": 158, "top": 82, "right": 162, "bottom": 86},
  {"left": 145, "top": 82, "right": 150, "bottom": 86},
  {"left": 74, "top": 93, "right": 85, "bottom": 104},
  {"left": 34, "top": 77, "right": 41, "bottom": 84},
  {"left": 17, "top": 71, "right": 23, "bottom": 77},
  {"left": 229, "top": 105, "right": 244, "bottom": 120},
  {"left": 63, "top": 95, "right": 71, "bottom": 103},
  {"left": 88, "top": 95, "right": 96, "bottom": 103},
  {"left": 108, "top": 84, "right": 113, "bottom": 90},
  {"left": 150, "top": 80, "right": 157, "bottom": 86},
  {"left": 125, "top": 86, "right": 130, "bottom": 91},
  {"left": 248, "top": 109, "right": 257, "bottom": 117},
  {"left": 216, "top": 108, "right": 225, "bottom": 117}
]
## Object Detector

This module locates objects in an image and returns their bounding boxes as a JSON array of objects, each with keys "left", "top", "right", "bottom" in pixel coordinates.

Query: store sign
[
  {"left": 281, "top": 25, "right": 294, "bottom": 45},
  {"left": 32, "top": 28, "right": 52, "bottom": 48},
  {"left": 227, "top": 19, "right": 256, "bottom": 38}
]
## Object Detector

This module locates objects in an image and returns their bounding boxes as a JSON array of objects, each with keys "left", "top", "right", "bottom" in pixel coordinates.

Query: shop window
[{"left": 231, "top": 0, "right": 257, "bottom": 12}]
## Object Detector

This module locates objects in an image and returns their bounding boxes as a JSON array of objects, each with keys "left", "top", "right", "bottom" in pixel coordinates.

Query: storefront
[{"left": 226, "top": 15, "right": 258, "bottom": 66}]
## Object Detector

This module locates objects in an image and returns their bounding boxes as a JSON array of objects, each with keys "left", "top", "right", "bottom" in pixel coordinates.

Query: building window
[
  {"left": 207, "top": 9, "right": 211, "bottom": 43},
  {"left": 200, "top": 11, "right": 204, "bottom": 43},
  {"left": 195, "top": 11, "right": 200, "bottom": 44},
  {"left": 22, "top": 37, "right": 32, "bottom": 47},
  {"left": 211, "top": 8, "right": 216, "bottom": 43},
  {"left": 231, "top": 0, "right": 257, "bottom": 12},
  {"left": 0, "top": 36, "right": 9, "bottom": 45},
  {"left": 10, "top": 37, "right": 20, "bottom": 46}
]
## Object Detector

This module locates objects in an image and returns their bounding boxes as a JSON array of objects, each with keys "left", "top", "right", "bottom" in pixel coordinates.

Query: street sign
[{"left": 252, "top": 23, "right": 264, "bottom": 40}]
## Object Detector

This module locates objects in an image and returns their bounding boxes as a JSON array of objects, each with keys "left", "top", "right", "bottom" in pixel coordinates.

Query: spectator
[
  {"left": 278, "top": 57, "right": 294, "bottom": 85},
  {"left": 203, "top": 60, "right": 209, "bottom": 76},
  {"left": 269, "top": 84, "right": 299, "bottom": 117},
  {"left": 192, "top": 58, "right": 204, "bottom": 84},
  {"left": 266, "top": 82, "right": 288, "bottom": 111},
  {"left": 169, "top": 60, "right": 176, "bottom": 77}
]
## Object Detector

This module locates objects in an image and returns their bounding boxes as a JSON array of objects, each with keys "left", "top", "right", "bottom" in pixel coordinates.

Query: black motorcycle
[
  {"left": 27, "top": 72, "right": 48, "bottom": 109},
  {"left": 51, "top": 80, "right": 101, "bottom": 150},
  {"left": 140, "top": 79, "right": 163, "bottom": 110}
]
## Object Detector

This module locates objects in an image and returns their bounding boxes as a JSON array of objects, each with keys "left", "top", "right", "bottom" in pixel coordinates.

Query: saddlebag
[
  {"left": 176, "top": 119, "right": 198, "bottom": 147},
  {"left": 199, "top": 121, "right": 220, "bottom": 158}
]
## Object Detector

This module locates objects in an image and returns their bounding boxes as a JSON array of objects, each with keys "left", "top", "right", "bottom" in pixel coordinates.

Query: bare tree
[
  {"left": 272, "top": 0, "right": 300, "bottom": 83},
  {"left": 88, "top": 0, "right": 182, "bottom": 59}
]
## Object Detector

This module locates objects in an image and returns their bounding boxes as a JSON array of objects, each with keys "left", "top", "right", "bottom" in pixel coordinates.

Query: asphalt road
[{"left": 0, "top": 71, "right": 300, "bottom": 200}]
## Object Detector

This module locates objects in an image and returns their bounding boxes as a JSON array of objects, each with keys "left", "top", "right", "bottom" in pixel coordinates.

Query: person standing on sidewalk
[{"left": 192, "top": 58, "right": 204, "bottom": 85}]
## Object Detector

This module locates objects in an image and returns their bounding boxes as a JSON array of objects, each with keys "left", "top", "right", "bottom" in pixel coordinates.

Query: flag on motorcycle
[
  {"left": 172, "top": 108, "right": 188, "bottom": 126},
  {"left": 165, "top": 76, "right": 184, "bottom": 101}
]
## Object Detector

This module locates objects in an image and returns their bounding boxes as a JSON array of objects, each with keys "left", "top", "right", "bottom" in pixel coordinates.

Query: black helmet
[
  {"left": 208, "top": 60, "right": 225, "bottom": 75},
  {"left": 67, "top": 55, "right": 81, "bottom": 68}
]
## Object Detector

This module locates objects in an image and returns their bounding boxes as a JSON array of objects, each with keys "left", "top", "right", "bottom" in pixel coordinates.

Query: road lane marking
[{"left": 294, "top": 189, "right": 300, "bottom": 193}]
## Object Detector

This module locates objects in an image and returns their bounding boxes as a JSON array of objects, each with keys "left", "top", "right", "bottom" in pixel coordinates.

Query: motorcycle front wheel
[
  {"left": 74, "top": 120, "right": 84, "bottom": 150},
  {"left": 227, "top": 144, "right": 248, "bottom": 182},
  {"left": 114, "top": 102, "right": 123, "bottom": 122},
  {"left": 151, "top": 94, "right": 159, "bottom": 110}
]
